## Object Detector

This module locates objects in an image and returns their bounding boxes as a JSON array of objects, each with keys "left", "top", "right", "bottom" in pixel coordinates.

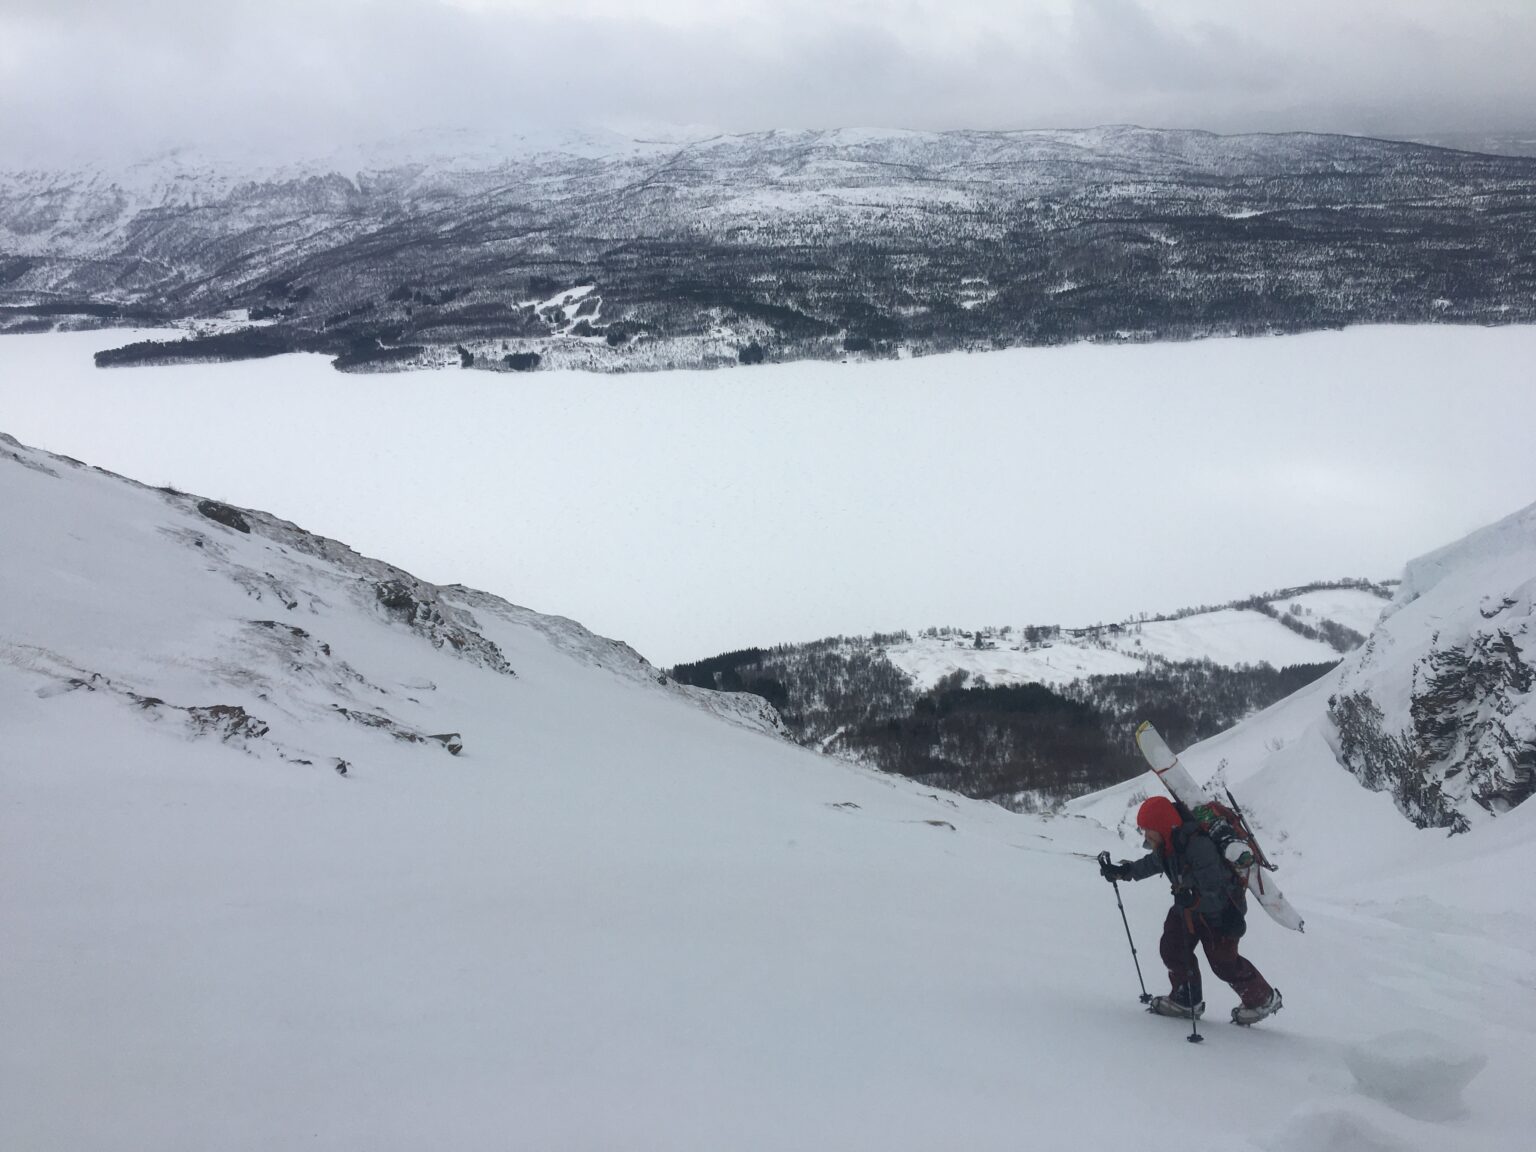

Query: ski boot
[
  {"left": 1231, "top": 988, "right": 1283, "bottom": 1026},
  {"left": 1148, "top": 985, "right": 1205, "bottom": 1020}
]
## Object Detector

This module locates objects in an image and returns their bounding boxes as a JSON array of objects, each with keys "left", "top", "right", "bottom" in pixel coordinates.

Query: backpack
[{"left": 1171, "top": 790, "right": 1276, "bottom": 884}]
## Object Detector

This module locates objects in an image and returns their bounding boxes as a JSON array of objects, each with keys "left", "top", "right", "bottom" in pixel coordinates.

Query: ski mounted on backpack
[{"left": 1133, "top": 721, "right": 1305, "bottom": 933}]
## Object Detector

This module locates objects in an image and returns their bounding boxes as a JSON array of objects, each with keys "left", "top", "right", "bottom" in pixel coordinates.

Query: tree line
[{"left": 672, "top": 642, "right": 1339, "bottom": 811}]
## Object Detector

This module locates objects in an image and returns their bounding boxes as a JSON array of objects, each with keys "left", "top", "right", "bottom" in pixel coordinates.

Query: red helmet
[{"left": 1135, "top": 796, "right": 1182, "bottom": 845}]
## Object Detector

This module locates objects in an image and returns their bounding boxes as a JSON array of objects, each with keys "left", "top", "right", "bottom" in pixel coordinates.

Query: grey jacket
[{"left": 1123, "top": 824, "right": 1245, "bottom": 925}]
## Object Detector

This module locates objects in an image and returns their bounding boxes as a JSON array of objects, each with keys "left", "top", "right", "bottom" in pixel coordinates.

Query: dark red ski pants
[{"left": 1159, "top": 906, "right": 1273, "bottom": 1009}]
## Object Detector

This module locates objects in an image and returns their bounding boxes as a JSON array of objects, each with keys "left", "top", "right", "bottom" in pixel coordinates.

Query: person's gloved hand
[
  {"left": 1099, "top": 857, "right": 1132, "bottom": 882},
  {"left": 1219, "top": 903, "right": 1247, "bottom": 938},
  {"left": 1174, "top": 887, "right": 1199, "bottom": 909}
]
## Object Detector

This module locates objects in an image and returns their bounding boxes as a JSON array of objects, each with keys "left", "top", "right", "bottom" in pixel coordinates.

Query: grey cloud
[
  {"left": 1067, "top": 0, "right": 1284, "bottom": 97},
  {"left": 1, "top": 0, "right": 1533, "bottom": 162}
]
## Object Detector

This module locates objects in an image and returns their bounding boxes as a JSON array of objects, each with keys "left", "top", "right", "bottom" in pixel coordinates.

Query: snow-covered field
[
  {"left": 4, "top": 433, "right": 1533, "bottom": 1151},
  {"left": 1270, "top": 588, "right": 1388, "bottom": 636},
  {"left": 1, "top": 325, "right": 1534, "bottom": 665},
  {"left": 885, "top": 588, "right": 1389, "bottom": 691},
  {"left": 888, "top": 634, "right": 1146, "bottom": 688}
]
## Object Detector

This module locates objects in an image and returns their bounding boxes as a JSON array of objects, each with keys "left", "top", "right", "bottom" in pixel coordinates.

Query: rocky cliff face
[{"left": 1329, "top": 504, "right": 1536, "bottom": 831}]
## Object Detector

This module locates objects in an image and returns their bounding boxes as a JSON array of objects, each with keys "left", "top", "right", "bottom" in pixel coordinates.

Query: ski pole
[
  {"left": 1098, "top": 852, "right": 1151, "bottom": 1004},
  {"left": 1180, "top": 911, "right": 1203, "bottom": 1045}
]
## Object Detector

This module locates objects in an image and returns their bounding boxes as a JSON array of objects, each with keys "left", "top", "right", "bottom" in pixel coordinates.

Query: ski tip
[{"left": 1134, "top": 721, "right": 1178, "bottom": 772}]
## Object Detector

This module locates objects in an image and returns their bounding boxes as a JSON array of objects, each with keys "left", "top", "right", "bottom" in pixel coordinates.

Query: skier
[{"left": 1100, "top": 795, "right": 1283, "bottom": 1025}]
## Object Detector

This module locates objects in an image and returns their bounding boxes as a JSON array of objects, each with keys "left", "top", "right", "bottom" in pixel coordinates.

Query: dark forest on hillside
[{"left": 672, "top": 640, "right": 1339, "bottom": 811}]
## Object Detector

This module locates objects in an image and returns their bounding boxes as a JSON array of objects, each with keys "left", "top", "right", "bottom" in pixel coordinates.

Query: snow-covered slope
[
  {"left": 1067, "top": 499, "right": 1535, "bottom": 870},
  {"left": 3, "top": 433, "right": 1531, "bottom": 1151},
  {"left": 884, "top": 588, "right": 1389, "bottom": 692},
  {"left": 0, "top": 432, "right": 781, "bottom": 761}
]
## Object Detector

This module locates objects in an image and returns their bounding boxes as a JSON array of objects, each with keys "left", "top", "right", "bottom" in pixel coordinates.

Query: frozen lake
[{"left": 3, "top": 325, "right": 1534, "bottom": 665}]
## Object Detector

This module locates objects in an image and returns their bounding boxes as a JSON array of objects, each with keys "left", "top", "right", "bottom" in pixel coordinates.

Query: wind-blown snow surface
[{"left": 4, "top": 435, "right": 1534, "bottom": 1151}]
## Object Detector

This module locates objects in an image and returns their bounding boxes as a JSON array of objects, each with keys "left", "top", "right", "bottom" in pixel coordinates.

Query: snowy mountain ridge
[
  {"left": 5, "top": 126, "right": 1535, "bottom": 372},
  {"left": 1328, "top": 501, "right": 1536, "bottom": 830},
  {"left": 0, "top": 431, "right": 781, "bottom": 779},
  {"left": 4, "top": 430, "right": 1534, "bottom": 1149}
]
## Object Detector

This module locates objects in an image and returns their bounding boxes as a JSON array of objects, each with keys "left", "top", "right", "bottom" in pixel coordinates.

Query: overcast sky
[{"left": 3, "top": 0, "right": 1535, "bottom": 162}]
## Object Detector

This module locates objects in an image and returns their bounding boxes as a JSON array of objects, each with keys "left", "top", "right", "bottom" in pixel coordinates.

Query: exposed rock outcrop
[
  {"left": 1328, "top": 503, "right": 1536, "bottom": 831},
  {"left": 372, "top": 578, "right": 514, "bottom": 675},
  {"left": 196, "top": 499, "right": 251, "bottom": 533}
]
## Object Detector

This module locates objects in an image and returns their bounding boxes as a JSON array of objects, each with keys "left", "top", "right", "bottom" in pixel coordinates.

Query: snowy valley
[{"left": 3, "top": 430, "right": 1533, "bottom": 1151}]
